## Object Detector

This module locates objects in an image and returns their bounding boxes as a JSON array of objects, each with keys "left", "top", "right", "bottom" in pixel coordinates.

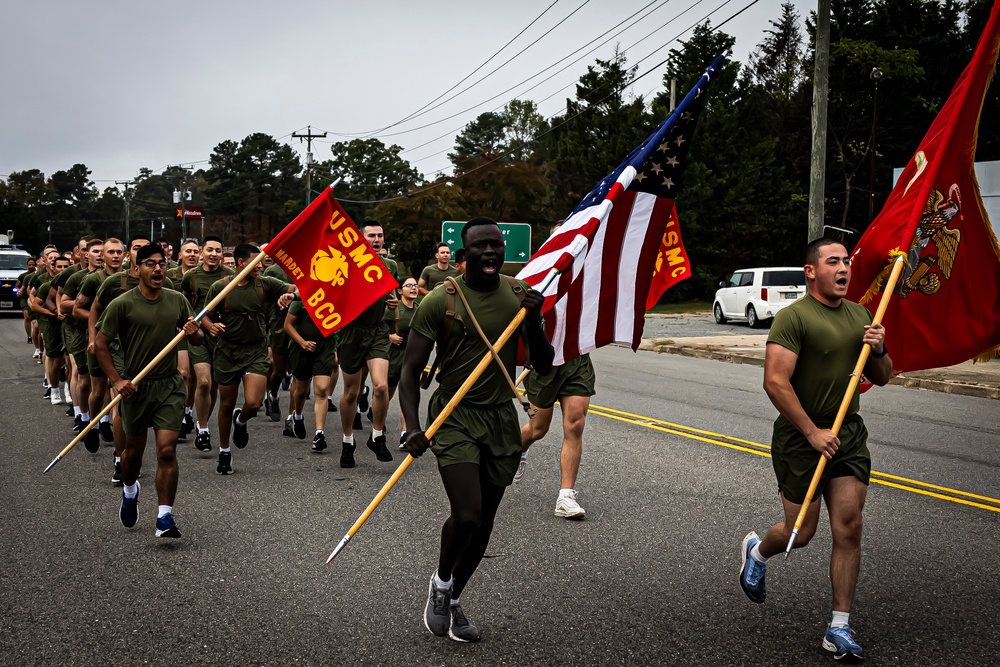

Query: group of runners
[{"left": 17, "top": 220, "right": 881, "bottom": 659}]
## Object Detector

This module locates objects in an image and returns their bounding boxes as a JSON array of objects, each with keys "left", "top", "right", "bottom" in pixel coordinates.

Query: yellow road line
[{"left": 584, "top": 404, "right": 1000, "bottom": 513}]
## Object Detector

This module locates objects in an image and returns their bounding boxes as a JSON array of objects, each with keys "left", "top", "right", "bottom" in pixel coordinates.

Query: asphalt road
[{"left": 1, "top": 315, "right": 998, "bottom": 666}]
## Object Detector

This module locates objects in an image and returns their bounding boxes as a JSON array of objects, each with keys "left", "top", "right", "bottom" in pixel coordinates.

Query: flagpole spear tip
[
  {"left": 326, "top": 534, "right": 350, "bottom": 564},
  {"left": 42, "top": 456, "right": 62, "bottom": 474},
  {"left": 330, "top": 177, "right": 343, "bottom": 189},
  {"left": 784, "top": 529, "right": 799, "bottom": 559}
]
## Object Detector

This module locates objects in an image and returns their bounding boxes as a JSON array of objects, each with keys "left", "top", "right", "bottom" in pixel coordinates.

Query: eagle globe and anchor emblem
[{"left": 310, "top": 245, "right": 350, "bottom": 286}]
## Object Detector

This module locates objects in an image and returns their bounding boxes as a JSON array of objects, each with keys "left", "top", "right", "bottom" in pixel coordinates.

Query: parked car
[
  {"left": 713, "top": 267, "right": 806, "bottom": 328},
  {"left": 0, "top": 245, "right": 31, "bottom": 310}
]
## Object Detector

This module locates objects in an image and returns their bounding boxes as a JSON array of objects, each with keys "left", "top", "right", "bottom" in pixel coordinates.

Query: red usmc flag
[
  {"left": 264, "top": 187, "right": 398, "bottom": 337},
  {"left": 846, "top": 0, "right": 1000, "bottom": 372}
]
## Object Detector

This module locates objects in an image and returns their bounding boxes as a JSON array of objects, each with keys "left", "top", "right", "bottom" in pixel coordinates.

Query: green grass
[{"left": 646, "top": 300, "right": 712, "bottom": 314}]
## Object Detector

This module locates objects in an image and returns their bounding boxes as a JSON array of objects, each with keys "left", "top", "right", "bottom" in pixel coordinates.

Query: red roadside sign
[{"left": 175, "top": 206, "right": 203, "bottom": 220}]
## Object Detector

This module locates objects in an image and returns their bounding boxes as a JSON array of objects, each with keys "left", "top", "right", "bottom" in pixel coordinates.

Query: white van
[{"left": 713, "top": 267, "right": 806, "bottom": 328}]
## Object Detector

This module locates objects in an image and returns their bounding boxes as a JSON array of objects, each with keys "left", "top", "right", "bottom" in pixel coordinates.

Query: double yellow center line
[{"left": 584, "top": 402, "right": 1000, "bottom": 514}]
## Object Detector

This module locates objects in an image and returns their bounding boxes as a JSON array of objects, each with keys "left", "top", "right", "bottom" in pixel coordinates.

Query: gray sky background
[{"left": 0, "top": 0, "right": 810, "bottom": 187}]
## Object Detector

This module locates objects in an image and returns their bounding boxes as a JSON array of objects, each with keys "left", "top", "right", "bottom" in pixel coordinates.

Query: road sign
[
  {"left": 175, "top": 206, "right": 203, "bottom": 220},
  {"left": 441, "top": 221, "right": 532, "bottom": 262}
]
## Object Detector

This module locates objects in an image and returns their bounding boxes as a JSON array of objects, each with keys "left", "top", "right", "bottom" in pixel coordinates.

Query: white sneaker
[
  {"left": 62, "top": 385, "right": 72, "bottom": 403},
  {"left": 513, "top": 456, "right": 527, "bottom": 483},
  {"left": 50, "top": 391, "right": 63, "bottom": 406},
  {"left": 32, "top": 349, "right": 41, "bottom": 359},
  {"left": 554, "top": 491, "right": 586, "bottom": 519}
]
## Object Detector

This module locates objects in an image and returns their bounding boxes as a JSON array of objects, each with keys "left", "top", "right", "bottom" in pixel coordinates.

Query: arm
[
  {"left": 72, "top": 294, "right": 91, "bottom": 322},
  {"left": 763, "top": 343, "right": 839, "bottom": 459},
  {"left": 417, "top": 277, "right": 429, "bottom": 296},
  {"left": 30, "top": 291, "right": 52, "bottom": 316},
  {"left": 200, "top": 310, "right": 225, "bottom": 337},
  {"left": 87, "top": 301, "right": 103, "bottom": 354},
  {"left": 282, "top": 310, "right": 315, "bottom": 352},
  {"left": 181, "top": 316, "right": 204, "bottom": 346},
  {"left": 862, "top": 323, "right": 892, "bottom": 386},
  {"left": 399, "top": 331, "right": 435, "bottom": 457},
  {"left": 59, "top": 293, "right": 76, "bottom": 315},
  {"left": 95, "top": 329, "right": 136, "bottom": 397},
  {"left": 521, "top": 290, "right": 554, "bottom": 375}
]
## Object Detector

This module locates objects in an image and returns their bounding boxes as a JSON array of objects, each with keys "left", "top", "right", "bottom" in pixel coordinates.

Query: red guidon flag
[
  {"left": 517, "top": 55, "right": 721, "bottom": 364},
  {"left": 846, "top": 1, "right": 1000, "bottom": 372},
  {"left": 264, "top": 187, "right": 398, "bottom": 336},
  {"left": 645, "top": 206, "right": 692, "bottom": 310}
]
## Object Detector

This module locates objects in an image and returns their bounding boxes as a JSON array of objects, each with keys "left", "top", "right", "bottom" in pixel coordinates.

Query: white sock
[
  {"left": 450, "top": 598, "right": 461, "bottom": 607},
  {"left": 101, "top": 415, "right": 110, "bottom": 424},
  {"left": 234, "top": 410, "right": 246, "bottom": 426},
  {"left": 433, "top": 571, "right": 453, "bottom": 590},
  {"left": 316, "top": 429, "right": 324, "bottom": 436},
  {"left": 123, "top": 482, "right": 138, "bottom": 499},
  {"left": 558, "top": 488, "right": 574, "bottom": 500},
  {"left": 73, "top": 405, "right": 81, "bottom": 417},
  {"left": 343, "top": 435, "right": 353, "bottom": 444},
  {"left": 197, "top": 423, "right": 209, "bottom": 434},
  {"left": 831, "top": 611, "right": 850, "bottom": 628},
  {"left": 185, "top": 407, "right": 193, "bottom": 416},
  {"left": 157, "top": 505, "right": 172, "bottom": 519},
  {"left": 81, "top": 412, "right": 90, "bottom": 422},
  {"left": 520, "top": 452, "right": 528, "bottom": 461},
  {"left": 373, "top": 429, "right": 383, "bottom": 438},
  {"left": 293, "top": 412, "right": 303, "bottom": 421},
  {"left": 115, "top": 456, "right": 121, "bottom": 464},
  {"left": 750, "top": 543, "right": 768, "bottom": 564},
  {"left": 219, "top": 447, "right": 230, "bottom": 453}
]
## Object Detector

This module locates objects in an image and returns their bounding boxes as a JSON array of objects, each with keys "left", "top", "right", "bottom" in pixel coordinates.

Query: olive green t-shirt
[
  {"left": 263, "top": 263, "right": 294, "bottom": 333},
  {"left": 98, "top": 288, "right": 194, "bottom": 380},
  {"left": 52, "top": 264, "right": 82, "bottom": 292},
  {"left": 288, "top": 299, "right": 324, "bottom": 342},
  {"left": 409, "top": 277, "right": 528, "bottom": 407},
  {"left": 383, "top": 299, "right": 416, "bottom": 343},
  {"left": 347, "top": 258, "right": 400, "bottom": 328},
  {"left": 766, "top": 293, "right": 873, "bottom": 422},
  {"left": 63, "top": 268, "right": 96, "bottom": 331},
  {"left": 419, "top": 264, "right": 457, "bottom": 292},
  {"left": 166, "top": 265, "right": 189, "bottom": 283},
  {"left": 181, "top": 263, "right": 233, "bottom": 311},
  {"left": 78, "top": 268, "right": 112, "bottom": 304},
  {"left": 204, "top": 275, "right": 289, "bottom": 347}
]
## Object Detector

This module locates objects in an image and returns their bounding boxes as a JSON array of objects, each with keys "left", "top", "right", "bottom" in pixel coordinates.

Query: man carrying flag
[{"left": 400, "top": 217, "right": 553, "bottom": 643}]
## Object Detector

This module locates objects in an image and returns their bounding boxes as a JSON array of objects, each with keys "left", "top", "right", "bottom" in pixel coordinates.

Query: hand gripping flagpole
[
  {"left": 326, "top": 236, "right": 587, "bottom": 563},
  {"left": 784, "top": 253, "right": 906, "bottom": 557},
  {"left": 43, "top": 251, "right": 272, "bottom": 474}
]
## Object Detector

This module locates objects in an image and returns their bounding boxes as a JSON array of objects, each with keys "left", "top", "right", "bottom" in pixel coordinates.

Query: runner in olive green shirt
[
  {"left": 399, "top": 218, "right": 553, "bottom": 643},
  {"left": 96, "top": 243, "right": 202, "bottom": 539},
  {"left": 16, "top": 257, "right": 36, "bottom": 343},
  {"left": 34, "top": 256, "right": 71, "bottom": 403},
  {"left": 201, "top": 244, "right": 295, "bottom": 474},
  {"left": 385, "top": 276, "right": 418, "bottom": 449},
  {"left": 283, "top": 298, "right": 340, "bottom": 451},
  {"left": 336, "top": 221, "right": 399, "bottom": 467},
  {"left": 180, "top": 235, "right": 232, "bottom": 452},
  {"left": 738, "top": 239, "right": 893, "bottom": 661},
  {"left": 418, "top": 242, "right": 457, "bottom": 297},
  {"left": 262, "top": 260, "right": 295, "bottom": 422}
]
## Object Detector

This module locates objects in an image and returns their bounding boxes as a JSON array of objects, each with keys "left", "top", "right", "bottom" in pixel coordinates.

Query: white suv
[{"left": 713, "top": 267, "right": 806, "bottom": 328}]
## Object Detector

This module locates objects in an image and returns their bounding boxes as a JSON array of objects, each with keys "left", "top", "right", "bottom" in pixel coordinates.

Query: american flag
[{"left": 517, "top": 55, "right": 725, "bottom": 364}]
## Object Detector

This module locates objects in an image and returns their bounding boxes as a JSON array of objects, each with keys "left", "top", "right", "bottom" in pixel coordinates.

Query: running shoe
[
  {"left": 99, "top": 420, "right": 114, "bottom": 444},
  {"left": 823, "top": 624, "right": 864, "bottom": 661},
  {"left": 340, "top": 439, "right": 356, "bottom": 468},
  {"left": 448, "top": 604, "right": 480, "bottom": 643},
  {"left": 194, "top": 431, "right": 211, "bottom": 452},
  {"left": 281, "top": 373, "right": 291, "bottom": 391},
  {"left": 180, "top": 413, "right": 195, "bottom": 436},
  {"left": 282, "top": 416, "right": 295, "bottom": 438},
  {"left": 43, "top": 387, "right": 51, "bottom": 400},
  {"left": 231, "top": 409, "right": 249, "bottom": 449},
  {"left": 327, "top": 397, "right": 337, "bottom": 412},
  {"left": 513, "top": 456, "right": 527, "bottom": 483},
  {"left": 66, "top": 406, "right": 75, "bottom": 417},
  {"left": 263, "top": 393, "right": 273, "bottom": 420},
  {"left": 554, "top": 491, "right": 586, "bottom": 519},
  {"left": 72, "top": 415, "right": 83, "bottom": 432},
  {"left": 293, "top": 417, "right": 306, "bottom": 440},
  {"left": 155, "top": 513, "right": 181, "bottom": 538},
  {"left": 119, "top": 481, "right": 139, "bottom": 528},
  {"left": 82, "top": 424, "right": 100, "bottom": 453},
  {"left": 216, "top": 451, "right": 233, "bottom": 475},
  {"left": 398, "top": 431, "right": 407, "bottom": 451},
  {"left": 111, "top": 459, "right": 122, "bottom": 486},
  {"left": 366, "top": 432, "right": 393, "bottom": 462},
  {"left": 50, "top": 391, "right": 63, "bottom": 406},
  {"left": 358, "top": 385, "right": 370, "bottom": 413},
  {"left": 423, "top": 573, "right": 451, "bottom": 637},
  {"left": 739, "top": 531, "right": 767, "bottom": 604},
  {"left": 311, "top": 432, "right": 327, "bottom": 452},
  {"left": 32, "top": 349, "right": 41, "bottom": 360},
  {"left": 352, "top": 411, "right": 362, "bottom": 431}
]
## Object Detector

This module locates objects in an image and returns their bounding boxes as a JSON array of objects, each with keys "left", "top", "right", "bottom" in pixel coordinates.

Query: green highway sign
[{"left": 441, "top": 221, "right": 532, "bottom": 263}]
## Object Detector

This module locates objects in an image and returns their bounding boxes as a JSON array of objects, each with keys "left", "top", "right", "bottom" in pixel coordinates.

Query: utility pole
[
  {"left": 293, "top": 126, "right": 327, "bottom": 204},
  {"left": 868, "top": 67, "right": 883, "bottom": 222},
  {"left": 808, "top": 0, "right": 831, "bottom": 242},
  {"left": 116, "top": 180, "right": 133, "bottom": 241}
]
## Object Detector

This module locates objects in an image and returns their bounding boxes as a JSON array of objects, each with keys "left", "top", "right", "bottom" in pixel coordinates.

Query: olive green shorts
[
  {"left": 188, "top": 338, "right": 214, "bottom": 367},
  {"left": 524, "top": 354, "right": 596, "bottom": 409},
  {"left": 213, "top": 343, "right": 271, "bottom": 386},
  {"left": 387, "top": 344, "right": 405, "bottom": 387},
  {"left": 288, "top": 338, "right": 338, "bottom": 381},
  {"left": 338, "top": 323, "right": 391, "bottom": 375},
  {"left": 119, "top": 374, "right": 186, "bottom": 436},
  {"left": 88, "top": 340, "right": 124, "bottom": 378},
  {"left": 427, "top": 391, "right": 522, "bottom": 488},
  {"left": 771, "top": 414, "right": 871, "bottom": 504},
  {"left": 269, "top": 330, "right": 290, "bottom": 357},
  {"left": 39, "top": 318, "right": 64, "bottom": 356},
  {"left": 62, "top": 324, "right": 89, "bottom": 372}
]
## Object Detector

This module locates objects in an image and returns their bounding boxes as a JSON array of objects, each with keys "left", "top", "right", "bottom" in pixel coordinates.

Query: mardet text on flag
[
  {"left": 846, "top": 1, "right": 1000, "bottom": 372},
  {"left": 264, "top": 187, "right": 398, "bottom": 336},
  {"left": 517, "top": 55, "right": 722, "bottom": 364}
]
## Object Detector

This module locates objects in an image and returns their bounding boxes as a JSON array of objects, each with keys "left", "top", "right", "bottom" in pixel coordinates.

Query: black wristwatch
[{"left": 871, "top": 343, "right": 888, "bottom": 358}]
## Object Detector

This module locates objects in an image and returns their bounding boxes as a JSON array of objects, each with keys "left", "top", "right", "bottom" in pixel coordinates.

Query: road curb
[{"left": 639, "top": 342, "right": 1000, "bottom": 401}]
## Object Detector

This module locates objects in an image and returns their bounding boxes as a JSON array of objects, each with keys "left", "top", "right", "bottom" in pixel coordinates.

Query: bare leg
[
  {"left": 312, "top": 375, "right": 331, "bottom": 432},
  {"left": 757, "top": 493, "right": 823, "bottom": 559},
  {"left": 339, "top": 369, "right": 363, "bottom": 437},
  {"left": 217, "top": 383, "right": 239, "bottom": 449},
  {"left": 520, "top": 404, "right": 553, "bottom": 452},
  {"left": 367, "top": 358, "right": 389, "bottom": 431},
  {"left": 557, "top": 395, "right": 590, "bottom": 490},
  {"left": 153, "top": 429, "right": 180, "bottom": 506},
  {"left": 193, "top": 363, "right": 213, "bottom": 429},
  {"left": 825, "top": 476, "right": 868, "bottom": 612}
]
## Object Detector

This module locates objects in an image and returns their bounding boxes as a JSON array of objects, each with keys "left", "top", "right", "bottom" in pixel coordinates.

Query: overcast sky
[{"left": 0, "top": 0, "right": 810, "bottom": 187}]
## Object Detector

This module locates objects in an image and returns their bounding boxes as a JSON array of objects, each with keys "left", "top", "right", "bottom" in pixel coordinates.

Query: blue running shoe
[
  {"left": 155, "top": 513, "right": 182, "bottom": 539},
  {"left": 119, "top": 481, "right": 139, "bottom": 528},
  {"left": 823, "top": 624, "right": 864, "bottom": 661},
  {"left": 739, "top": 531, "right": 767, "bottom": 603}
]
